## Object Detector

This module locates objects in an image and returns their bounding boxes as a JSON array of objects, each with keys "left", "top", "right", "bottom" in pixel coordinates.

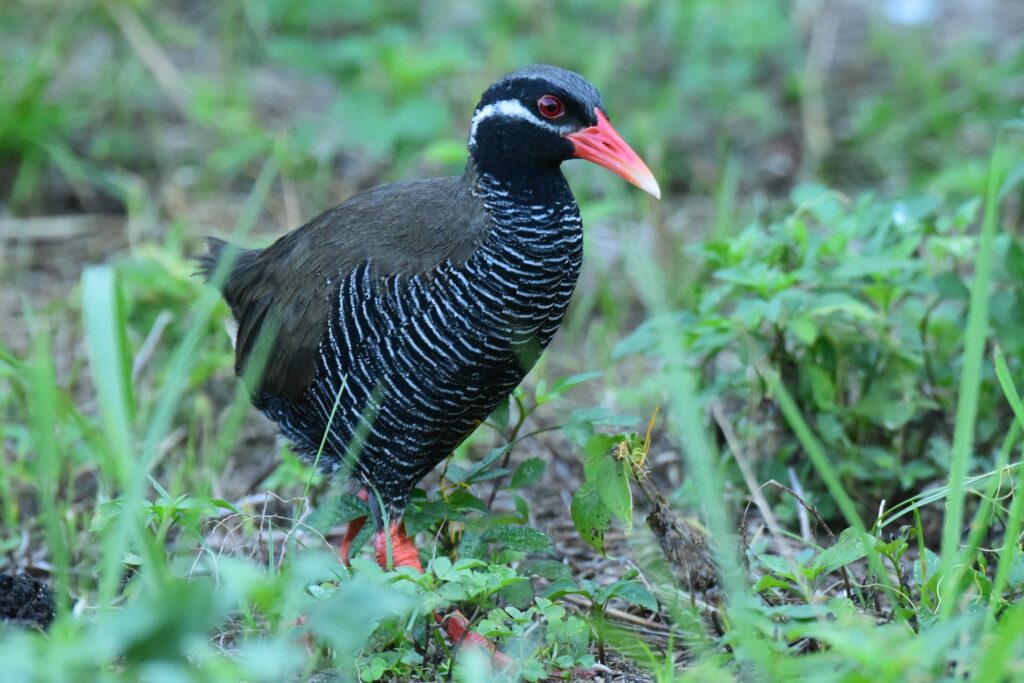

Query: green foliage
[
  {"left": 618, "top": 183, "right": 1024, "bottom": 516},
  {"left": 568, "top": 427, "right": 650, "bottom": 554},
  {"left": 3, "top": 0, "right": 1024, "bottom": 681},
  {"left": 4, "top": 0, "right": 1020, "bottom": 213}
]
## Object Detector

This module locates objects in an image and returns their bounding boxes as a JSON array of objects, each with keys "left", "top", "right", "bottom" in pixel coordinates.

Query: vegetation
[{"left": 2, "top": 0, "right": 1024, "bottom": 681}]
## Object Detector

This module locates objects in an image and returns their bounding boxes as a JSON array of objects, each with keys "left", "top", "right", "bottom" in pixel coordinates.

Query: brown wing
[{"left": 198, "top": 171, "right": 488, "bottom": 399}]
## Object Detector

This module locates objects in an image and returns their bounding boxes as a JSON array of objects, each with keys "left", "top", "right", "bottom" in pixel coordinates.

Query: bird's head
[{"left": 468, "top": 64, "right": 660, "bottom": 199}]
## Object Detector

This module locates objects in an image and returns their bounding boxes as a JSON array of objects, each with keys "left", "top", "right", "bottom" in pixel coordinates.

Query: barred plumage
[
  {"left": 258, "top": 171, "right": 583, "bottom": 511},
  {"left": 200, "top": 65, "right": 658, "bottom": 539}
]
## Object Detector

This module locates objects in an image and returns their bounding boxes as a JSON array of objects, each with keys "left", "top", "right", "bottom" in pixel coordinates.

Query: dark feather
[{"left": 201, "top": 168, "right": 488, "bottom": 398}]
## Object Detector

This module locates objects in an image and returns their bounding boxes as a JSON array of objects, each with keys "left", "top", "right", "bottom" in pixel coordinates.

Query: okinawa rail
[{"left": 199, "top": 64, "right": 659, "bottom": 628}]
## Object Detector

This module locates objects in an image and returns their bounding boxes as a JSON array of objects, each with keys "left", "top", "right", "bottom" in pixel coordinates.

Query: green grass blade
[
  {"left": 755, "top": 358, "right": 897, "bottom": 599},
  {"left": 625, "top": 249, "right": 773, "bottom": 676},
  {"left": 989, "top": 346, "right": 1024, "bottom": 623},
  {"left": 994, "top": 346, "right": 1024, "bottom": 429},
  {"left": 93, "top": 149, "right": 280, "bottom": 604},
  {"left": 977, "top": 602, "right": 1024, "bottom": 679},
  {"left": 939, "top": 143, "right": 1010, "bottom": 617},
  {"left": 878, "top": 463, "right": 1022, "bottom": 530},
  {"left": 24, "top": 321, "right": 71, "bottom": 613},
  {"left": 81, "top": 265, "right": 135, "bottom": 487}
]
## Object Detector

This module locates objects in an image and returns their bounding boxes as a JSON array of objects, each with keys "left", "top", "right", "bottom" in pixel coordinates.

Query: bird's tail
[
  {"left": 195, "top": 237, "right": 260, "bottom": 300},
  {"left": 194, "top": 237, "right": 271, "bottom": 379},
  {"left": 196, "top": 236, "right": 231, "bottom": 284}
]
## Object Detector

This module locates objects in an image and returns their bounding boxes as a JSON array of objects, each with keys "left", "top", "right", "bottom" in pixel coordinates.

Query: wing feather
[{"left": 198, "top": 171, "right": 488, "bottom": 398}]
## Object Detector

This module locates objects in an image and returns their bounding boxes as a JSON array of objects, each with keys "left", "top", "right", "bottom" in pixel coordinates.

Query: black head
[{"left": 467, "top": 65, "right": 660, "bottom": 197}]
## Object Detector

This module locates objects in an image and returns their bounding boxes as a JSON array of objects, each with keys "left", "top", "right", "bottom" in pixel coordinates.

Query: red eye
[{"left": 537, "top": 94, "right": 565, "bottom": 119}]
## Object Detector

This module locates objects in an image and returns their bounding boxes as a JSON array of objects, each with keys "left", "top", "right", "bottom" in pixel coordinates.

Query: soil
[{"left": 0, "top": 574, "right": 55, "bottom": 631}]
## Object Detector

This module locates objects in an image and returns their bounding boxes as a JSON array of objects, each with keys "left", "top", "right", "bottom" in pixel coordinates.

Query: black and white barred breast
[{"left": 256, "top": 174, "right": 584, "bottom": 512}]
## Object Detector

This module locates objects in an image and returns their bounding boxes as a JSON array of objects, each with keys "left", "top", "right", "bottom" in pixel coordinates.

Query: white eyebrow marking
[{"left": 467, "top": 98, "right": 568, "bottom": 148}]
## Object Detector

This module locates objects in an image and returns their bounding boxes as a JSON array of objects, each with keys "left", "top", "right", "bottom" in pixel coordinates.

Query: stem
[{"left": 486, "top": 397, "right": 533, "bottom": 509}]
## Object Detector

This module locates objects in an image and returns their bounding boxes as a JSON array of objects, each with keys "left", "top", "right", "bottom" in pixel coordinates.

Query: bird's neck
[
  {"left": 467, "top": 153, "right": 570, "bottom": 193},
  {"left": 464, "top": 159, "right": 580, "bottom": 250}
]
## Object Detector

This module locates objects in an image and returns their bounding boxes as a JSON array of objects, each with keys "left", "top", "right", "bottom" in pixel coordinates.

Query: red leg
[
  {"left": 373, "top": 521, "right": 423, "bottom": 572},
  {"left": 370, "top": 522, "right": 509, "bottom": 668},
  {"left": 333, "top": 493, "right": 507, "bottom": 668},
  {"left": 339, "top": 489, "right": 371, "bottom": 566},
  {"left": 339, "top": 515, "right": 366, "bottom": 566},
  {"left": 437, "top": 610, "right": 511, "bottom": 667}
]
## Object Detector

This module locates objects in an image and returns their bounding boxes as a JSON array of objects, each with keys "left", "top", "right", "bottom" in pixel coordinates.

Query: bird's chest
[
  {"left": 473, "top": 211, "right": 583, "bottom": 344},
  {"left": 315, "top": 201, "right": 583, "bottom": 399}
]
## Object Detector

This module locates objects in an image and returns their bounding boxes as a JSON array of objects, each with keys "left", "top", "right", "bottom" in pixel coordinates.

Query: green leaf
[
  {"left": 513, "top": 494, "right": 530, "bottom": 522},
  {"left": 517, "top": 559, "right": 571, "bottom": 581},
  {"left": 488, "top": 398, "right": 511, "bottom": 431},
  {"left": 542, "top": 578, "right": 586, "bottom": 600},
  {"left": 563, "top": 408, "right": 638, "bottom": 446},
  {"left": 82, "top": 265, "right": 135, "bottom": 483},
  {"left": 612, "top": 312, "right": 692, "bottom": 359},
  {"left": 481, "top": 525, "right": 552, "bottom": 553},
  {"left": 807, "top": 293, "right": 877, "bottom": 321},
  {"left": 571, "top": 481, "right": 612, "bottom": 555},
  {"left": 787, "top": 316, "right": 818, "bottom": 345},
  {"left": 498, "top": 577, "right": 535, "bottom": 609},
  {"left": 756, "top": 552, "right": 798, "bottom": 581},
  {"left": 522, "top": 660, "right": 548, "bottom": 683},
  {"left": 510, "top": 457, "right": 546, "bottom": 489},
  {"left": 444, "top": 489, "right": 488, "bottom": 514},
  {"left": 594, "top": 457, "right": 632, "bottom": 531},
  {"left": 600, "top": 580, "right": 658, "bottom": 612},
  {"left": 811, "top": 528, "right": 872, "bottom": 575},
  {"left": 804, "top": 365, "right": 835, "bottom": 411},
  {"left": 430, "top": 556, "right": 454, "bottom": 579},
  {"left": 455, "top": 445, "right": 511, "bottom": 484},
  {"left": 543, "top": 371, "right": 604, "bottom": 401},
  {"left": 581, "top": 434, "right": 632, "bottom": 529},
  {"left": 438, "top": 582, "right": 469, "bottom": 601},
  {"left": 754, "top": 574, "right": 795, "bottom": 592}
]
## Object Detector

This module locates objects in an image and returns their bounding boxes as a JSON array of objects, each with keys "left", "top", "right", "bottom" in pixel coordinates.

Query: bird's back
[{"left": 199, "top": 171, "right": 490, "bottom": 400}]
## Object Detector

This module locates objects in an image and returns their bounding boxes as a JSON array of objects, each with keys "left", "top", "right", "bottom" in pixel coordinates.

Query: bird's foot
[
  {"left": 340, "top": 499, "right": 506, "bottom": 667},
  {"left": 436, "top": 609, "right": 512, "bottom": 669},
  {"left": 371, "top": 526, "right": 507, "bottom": 666}
]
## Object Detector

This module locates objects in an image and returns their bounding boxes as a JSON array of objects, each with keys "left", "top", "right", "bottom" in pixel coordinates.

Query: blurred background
[
  {"left": 3, "top": 0, "right": 1020, "bottom": 218},
  {"left": 1, "top": 0, "right": 1024, "bottom": 679},
  {"left": 3, "top": 0, "right": 1022, "bottom": 499}
]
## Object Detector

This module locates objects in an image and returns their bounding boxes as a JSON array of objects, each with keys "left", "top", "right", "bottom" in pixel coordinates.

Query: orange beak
[{"left": 565, "top": 109, "right": 661, "bottom": 199}]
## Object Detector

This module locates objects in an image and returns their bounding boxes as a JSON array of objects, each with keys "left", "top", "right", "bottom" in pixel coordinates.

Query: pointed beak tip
[{"left": 639, "top": 175, "right": 662, "bottom": 200}]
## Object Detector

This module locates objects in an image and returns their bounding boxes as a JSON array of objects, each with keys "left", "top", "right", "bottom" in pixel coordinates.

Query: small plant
[
  {"left": 617, "top": 185, "right": 1024, "bottom": 518},
  {"left": 542, "top": 570, "right": 658, "bottom": 665}
]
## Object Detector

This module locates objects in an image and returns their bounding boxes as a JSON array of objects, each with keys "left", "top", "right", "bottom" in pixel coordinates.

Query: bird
[{"left": 199, "top": 64, "right": 658, "bottom": 655}]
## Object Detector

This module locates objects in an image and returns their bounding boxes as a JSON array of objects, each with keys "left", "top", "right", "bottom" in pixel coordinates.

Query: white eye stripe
[{"left": 467, "top": 98, "right": 567, "bottom": 147}]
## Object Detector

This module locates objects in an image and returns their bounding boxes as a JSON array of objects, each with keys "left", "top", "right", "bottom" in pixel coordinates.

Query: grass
[{"left": 3, "top": 1, "right": 1024, "bottom": 681}]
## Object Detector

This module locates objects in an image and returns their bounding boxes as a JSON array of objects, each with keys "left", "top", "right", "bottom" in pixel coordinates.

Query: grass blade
[
  {"left": 939, "top": 142, "right": 1010, "bottom": 617},
  {"left": 81, "top": 265, "right": 135, "bottom": 487},
  {"left": 989, "top": 346, "right": 1024, "bottom": 623}
]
